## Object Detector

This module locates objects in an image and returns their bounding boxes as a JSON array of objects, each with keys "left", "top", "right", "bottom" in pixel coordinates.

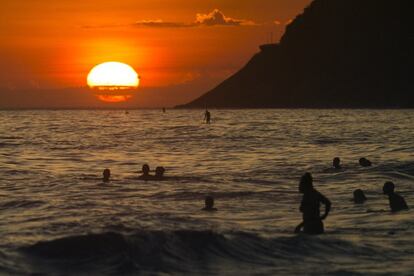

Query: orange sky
[{"left": 0, "top": 0, "right": 311, "bottom": 107}]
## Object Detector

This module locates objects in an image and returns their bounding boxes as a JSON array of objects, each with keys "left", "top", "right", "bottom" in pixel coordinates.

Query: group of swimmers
[
  {"left": 296, "top": 157, "right": 409, "bottom": 235},
  {"left": 101, "top": 156, "right": 409, "bottom": 235},
  {"left": 332, "top": 156, "right": 372, "bottom": 169},
  {"left": 102, "top": 164, "right": 166, "bottom": 182}
]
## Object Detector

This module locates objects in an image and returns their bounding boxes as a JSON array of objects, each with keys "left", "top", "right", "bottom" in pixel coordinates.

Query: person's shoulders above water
[
  {"left": 137, "top": 175, "right": 167, "bottom": 181},
  {"left": 138, "top": 175, "right": 167, "bottom": 181},
  {"left": 390, "top": 193, "right": 409, "bottom": 212},
  {"left": 353, "top": 189, "right": 367, "bottom": 204},
  {"left": 202, "top": 207, "right": 218, "bottom": 212}
]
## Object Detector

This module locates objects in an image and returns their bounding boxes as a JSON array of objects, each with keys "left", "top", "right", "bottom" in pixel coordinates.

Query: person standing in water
[
  {"left": 204, "top": 109, "right": 211, "bottom": 124},
  {"left": 103, "top": 169, "right": 111, "bottom": 182},
  {"left": 295, "top": 173, "right": 331, "bottom": 235}
]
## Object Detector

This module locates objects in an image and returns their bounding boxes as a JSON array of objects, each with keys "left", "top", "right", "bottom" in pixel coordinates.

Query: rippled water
[{"left": 0, "top": 109, "right": 413, "bottom": 275}]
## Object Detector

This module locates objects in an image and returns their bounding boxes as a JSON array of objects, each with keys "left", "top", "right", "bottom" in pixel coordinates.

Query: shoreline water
[{"left": 0, "top": 109, "right": 413, "bottom": 274}]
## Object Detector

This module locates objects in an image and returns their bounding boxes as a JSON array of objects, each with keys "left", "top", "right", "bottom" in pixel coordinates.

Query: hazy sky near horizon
[{"left": 0, "top": 0, "right": 311, "bottom": 107}]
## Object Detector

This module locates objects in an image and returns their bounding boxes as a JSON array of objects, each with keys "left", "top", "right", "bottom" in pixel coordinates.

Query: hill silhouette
[{"left": 178, "top": 0, "right": 413, "bottom": 108}]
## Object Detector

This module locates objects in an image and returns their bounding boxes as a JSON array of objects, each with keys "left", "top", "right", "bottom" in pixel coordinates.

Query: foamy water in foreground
[{"left": 0, "top": 109, "right": 413, "bottom": 275}]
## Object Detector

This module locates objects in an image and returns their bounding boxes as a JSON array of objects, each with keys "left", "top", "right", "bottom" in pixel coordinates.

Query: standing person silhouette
[
  {"left": 204, "top": 109, "right": 211, "bottom": 124},
  {"left": 103, "top": 169, "right": 111, "bottom": 182},
  {"left": 295, "top": 173, "right": 331, "bottom": 235}
]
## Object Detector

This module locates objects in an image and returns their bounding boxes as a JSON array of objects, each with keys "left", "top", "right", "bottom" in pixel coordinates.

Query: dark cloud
[
  {"left": 195, "top": 9, "right": 255, "bottom": 26},
  {"left": 133, "top": 20, "right": 194, "bottom": 28},
  {"left": 132, "top": 9, "right": 256, "bottom": 29}
]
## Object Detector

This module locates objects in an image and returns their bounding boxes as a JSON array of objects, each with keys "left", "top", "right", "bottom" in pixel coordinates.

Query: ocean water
[{"left": 0, "top": 109, "right": 413, "bottom": 275}]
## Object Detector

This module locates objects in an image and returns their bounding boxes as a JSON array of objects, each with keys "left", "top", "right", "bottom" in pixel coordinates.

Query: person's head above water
[
  {"left": 203, "top": 196, "right": 217, "bottom": 211},
  {"left": 103, "top": 169, "right": 111, "bottom": 182},
  {"left": 155, "top": 166, "right": 165, "bottom": 178},
  {"left": 359, "top": 157, "right": 372, "bottom": 167},
  {"left": 383, "top": 181, "right": 395, "bottom": 195},
  {"left": 353, "top": 189, "right": 367, "bottom": 204},
  {"left": 333, "top": 157, "right": 341, "bottom": 169},
  {"left": 205, "top": 196, "right": 214, "bottom": 208},
  {"left": 142, "top": 164, "right": 150, "bottom": 176},
  {"left": 299, "top": 172, "right": 313, "bottom": 193}
]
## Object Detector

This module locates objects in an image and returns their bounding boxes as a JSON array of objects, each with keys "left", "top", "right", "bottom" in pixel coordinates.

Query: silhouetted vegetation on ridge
[{"left": 178, "top": 0, "right": 413, "bottom": 108}]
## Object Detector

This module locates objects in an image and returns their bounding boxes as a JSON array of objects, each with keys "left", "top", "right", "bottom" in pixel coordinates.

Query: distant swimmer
[
  {"left": 202, "top": 196, "right": 217, "bottom": 211},
  {"left": 353, "top": 189, "right": 367, "bottom": 204},
  {"left": 138, "top": 164, "right": 153, "bottom": 180},
  {"left": 103, "top": 169, "right": 111, "bottom": 182},
  {"left": 333, "top": 157, "right": 342, "bottom": 169},
  {"left": 295, "top": 173, "right": 331, "bottom": 235},
  {"left": 359, "top": 157, "right": 372, "bottom": 167},
  {"left": 204, "top": 109, "right": 211, "bottom": 124},
  {"left": 155, "top": 166, "right": 165, "bottom": 180},
  {"left": 383, "top": 181, "right": 408, "bottom": 212},
  {"left": 162, "top": 107, "right": 166, "bottom": 113}
]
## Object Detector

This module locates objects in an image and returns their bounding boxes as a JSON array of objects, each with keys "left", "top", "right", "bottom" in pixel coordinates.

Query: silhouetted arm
[{"left": 319, "top": 193, "right": 331, "bottom": 220}]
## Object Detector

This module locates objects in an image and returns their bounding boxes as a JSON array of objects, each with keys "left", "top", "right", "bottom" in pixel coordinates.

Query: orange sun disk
[{"left": 87, "top": 62, "right": 140, "bottom": 103}]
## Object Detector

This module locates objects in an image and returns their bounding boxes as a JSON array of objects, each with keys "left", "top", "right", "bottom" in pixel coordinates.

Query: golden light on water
[{"left": 87, "top": 62, "right": 139, "bottom": 102}]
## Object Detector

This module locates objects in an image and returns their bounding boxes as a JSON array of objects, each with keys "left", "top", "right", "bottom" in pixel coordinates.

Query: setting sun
[
  {"left": 87, "top": 62, "right": 139, "bottom": 89},
  {"left": 87, "top": 62, "right": 139, "bottom": 102}
]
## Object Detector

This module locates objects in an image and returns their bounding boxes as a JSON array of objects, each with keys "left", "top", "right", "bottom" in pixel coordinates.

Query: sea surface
[{"left": 0, "top": 109, "right": 413, "bottom": 275}]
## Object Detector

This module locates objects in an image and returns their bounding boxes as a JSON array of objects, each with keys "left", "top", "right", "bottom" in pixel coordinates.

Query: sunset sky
[{"left": 0, "top": 0, "right": 311, "bottom": 108}]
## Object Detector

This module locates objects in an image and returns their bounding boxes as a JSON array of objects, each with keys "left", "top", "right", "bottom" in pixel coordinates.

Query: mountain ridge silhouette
[{"left": 178, "top": 0, "right": 413, "bottom": 108}]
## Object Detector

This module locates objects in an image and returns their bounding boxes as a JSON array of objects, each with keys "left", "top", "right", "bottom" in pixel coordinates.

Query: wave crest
[{"left": 21, "top": 230, "right": 384, "bottom": 274}]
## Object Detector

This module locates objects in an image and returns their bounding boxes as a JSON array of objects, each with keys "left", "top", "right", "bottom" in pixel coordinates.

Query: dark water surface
[{"left": 0, "top": 110, "right": 413, "bottom": 275}]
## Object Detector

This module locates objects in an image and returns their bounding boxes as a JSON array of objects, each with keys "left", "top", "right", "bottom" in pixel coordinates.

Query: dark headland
[{"left": 177, "top": 0, "right": 413, "bottom": 108}]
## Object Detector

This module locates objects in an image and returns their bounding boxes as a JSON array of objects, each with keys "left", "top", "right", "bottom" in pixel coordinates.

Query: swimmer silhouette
[
  {"left": 295, "top": 173, "right": 331, "bottom": 235},
  {"left": 103, "top": 169, "right": 111, "bottom": 182},
  {"left": 204, "top": 109, "right": 211, "bottom": 124},
  {"left": 383, "top": 181, "right": 408, "bottom": 212},
  {"left": 162, "top": 107, "right": 166, "bottom": 113},
  {"left": 202, "top": 196, "right": 217, "bottom": 211},
  {"left": 353, "top": 189, "right": 367, "bottom": 204},
  {"left": 138, "top": 164, "right": 153, "bottom": 180},
  {"left": 333, "top": 157, "right": 341, "bottom": 169},
  {"left": 359, "top": 157, "right": 372, "bottom": 167},
  {"left": 155, "top": 166, "right": 165, "bottom": 180}
]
